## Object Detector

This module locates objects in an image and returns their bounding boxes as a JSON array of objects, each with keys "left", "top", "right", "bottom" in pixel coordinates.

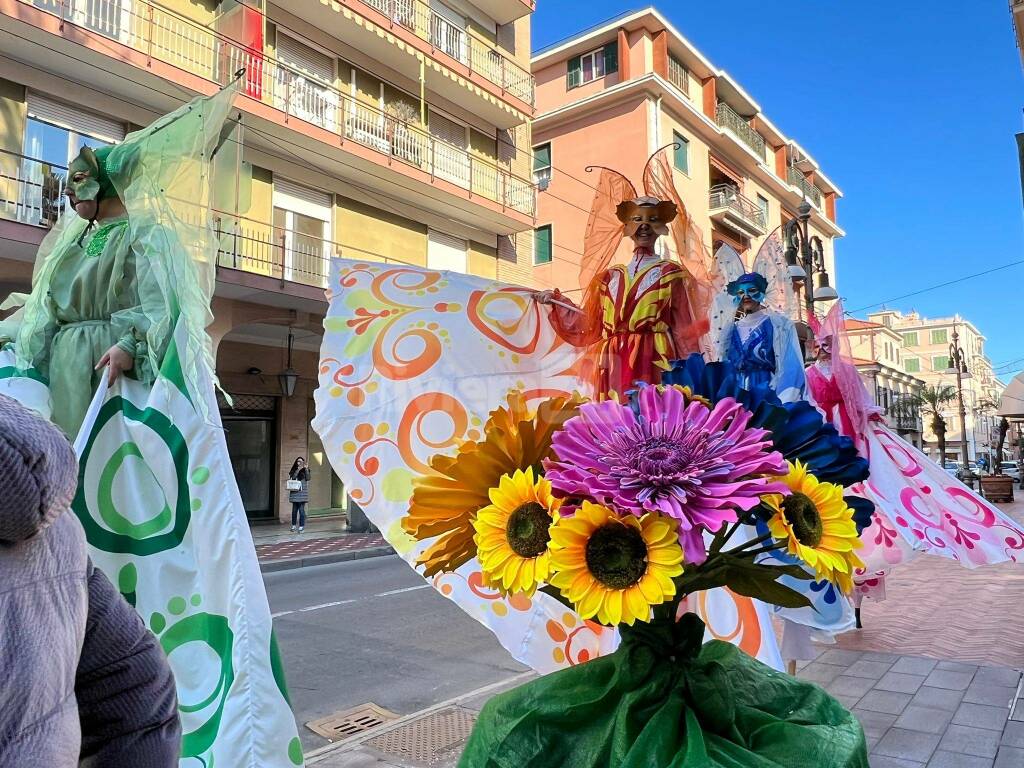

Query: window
[
  {"left": 756, "top": 194, "right": 769, "bottom": 227},
  {"left": 534, "top": 225, "right": 552, "bottom": 265},
  {"left": 533, "top": 143, "right": 552, "bottom": 187},
  {"left": 567, "top": 42, "right": 618, "bottom": 89},
  {"left": 21, "top": 94, "right": 126, "bottom": 227},
  {"left": 901, "top": 332, "right": 919, "bottom": 347},
  {"left": 905, "top": 358, "right": 921, "bottom": 373},
  {"left": 272, "top": 178, "right": 333, "bottom": 287},
  {"left": 930, "top": 328, "right": 948, "bottom": 345},
  {"left": 673, "top": 132, "right": 689, "bottom": 174},
  {"left": 932, "top": 355, "right": 951, "bottom": 372}
]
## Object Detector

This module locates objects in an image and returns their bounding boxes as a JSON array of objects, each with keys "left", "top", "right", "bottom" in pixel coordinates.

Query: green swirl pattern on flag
[{"left": 0, "top": 334, "right": 303, "bottom": 767}]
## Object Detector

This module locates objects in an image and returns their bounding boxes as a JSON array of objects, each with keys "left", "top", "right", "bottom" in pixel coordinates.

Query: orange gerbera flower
[{"left": 404, "top": 391, "right": 586, "bottom": 576}]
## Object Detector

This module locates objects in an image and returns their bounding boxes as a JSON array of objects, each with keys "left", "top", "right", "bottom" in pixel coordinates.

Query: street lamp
[
  {"left": 944, "top": 326, "right": 973, "bottom": 485},
  {"left": 783, "top": 200, "right": 837, "bottom": 358},
  {"left": 278, "top": 328, "right": 299, "bottom": 398}
]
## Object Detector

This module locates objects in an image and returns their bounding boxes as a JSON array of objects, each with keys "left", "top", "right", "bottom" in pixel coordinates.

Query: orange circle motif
[
  {"left": 354, "top": 423, "right": 374, "bottom": 442},
  {"left": 347, "top": 388, "right": 366, "bottom": 406}
]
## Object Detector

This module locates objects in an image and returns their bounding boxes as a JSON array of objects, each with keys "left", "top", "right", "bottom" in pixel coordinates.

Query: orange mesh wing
[{"left": 642, "top": 147, "right": 714, "bottom": 353}]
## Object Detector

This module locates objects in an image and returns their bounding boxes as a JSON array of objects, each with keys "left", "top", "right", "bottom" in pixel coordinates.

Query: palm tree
[{"left": 897, "top": 385, "right": 956, "bottom": 462}]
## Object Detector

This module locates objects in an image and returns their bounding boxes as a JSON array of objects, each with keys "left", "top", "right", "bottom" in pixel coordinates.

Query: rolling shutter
[
  {"left": 26, "top": 92, "right": 126, "bottom": 142},
  {"left": 276, "top": 33, "right": 334, "bottom": 84},
  {"left": 427, "top": 229, "right": 467, "bottom": 274},
  {"left": 273, "top": 177, "right": 333, "bottom": 217}
]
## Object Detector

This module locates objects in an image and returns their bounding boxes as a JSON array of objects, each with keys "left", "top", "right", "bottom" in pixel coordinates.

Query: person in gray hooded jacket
[{"left": 0, "top": 394, "right": 181, "bottom": 766}]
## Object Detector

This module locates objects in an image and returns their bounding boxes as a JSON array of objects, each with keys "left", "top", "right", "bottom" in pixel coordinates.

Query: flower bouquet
[{"left": 402, "top": 355, "right": 872, "bottom": 768}]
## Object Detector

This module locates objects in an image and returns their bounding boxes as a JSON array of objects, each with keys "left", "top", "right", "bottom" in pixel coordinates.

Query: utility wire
[{"left": 846, "top": 260, "right": 1024, "bottom": 315}]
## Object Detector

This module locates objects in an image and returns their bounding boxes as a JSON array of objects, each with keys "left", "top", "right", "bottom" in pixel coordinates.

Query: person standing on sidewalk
[{"left": 288, "top": 457, "right": 310, "bottom": 533}]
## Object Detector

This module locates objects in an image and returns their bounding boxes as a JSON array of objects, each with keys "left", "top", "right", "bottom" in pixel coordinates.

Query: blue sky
[{"left": 532, "top": 1, "right": 1024, "bottom": 380}]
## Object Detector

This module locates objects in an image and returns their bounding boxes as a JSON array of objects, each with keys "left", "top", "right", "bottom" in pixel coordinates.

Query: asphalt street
[{"left": 265, "top": 555, "right": 528, "bottom": 750}]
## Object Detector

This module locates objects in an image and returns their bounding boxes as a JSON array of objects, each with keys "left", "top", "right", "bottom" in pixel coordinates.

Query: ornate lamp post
[
  {"left": 783, "top": 200, "right": 838, "bottom": 358},
  {"left": 944, "top": 326, "right": 974, "bottom": 486}
]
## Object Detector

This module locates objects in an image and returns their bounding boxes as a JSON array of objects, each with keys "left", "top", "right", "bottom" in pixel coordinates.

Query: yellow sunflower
[
  {"left": 548, "top": 501, "right": 683, "bottom": 626},
  {"left": 404, "top": 391, "right": 585, "bottom": 576},
  {"left": 763, "top": 460, "right": 865, "bottom": 593},
  {"left": 473, "top": 468, "right": 560, "bottom": 596}
]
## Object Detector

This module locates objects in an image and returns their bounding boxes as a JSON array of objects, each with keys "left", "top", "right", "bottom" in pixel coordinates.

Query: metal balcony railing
[
  {"left": 786, "top": 167, "right": 823, "bottom": 208},
  {"left": 667, "top": 56, "right": 689, "bottom": 98},
  {"left": 708, "top": 184, "right": 767, "bottom": 230},
  {"left": 356, "top": 0, "right": 534, "bottom": 105},
  {"left": 0, "top": 150, "right": 67, "bottom": 227},
  {"left": 19, "top": 0, "right": 536, "bottom": 216},
  {"left": 715, "top": 101, "right": 766, "bottom": 160}
]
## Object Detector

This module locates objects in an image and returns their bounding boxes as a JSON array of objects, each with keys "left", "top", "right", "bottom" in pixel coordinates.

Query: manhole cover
[
  {"left": 366, "top": 706, "right": 476, "bottom": 765},
  {"left": 306, "top": 703, "right": 399, "bottom": 741}
]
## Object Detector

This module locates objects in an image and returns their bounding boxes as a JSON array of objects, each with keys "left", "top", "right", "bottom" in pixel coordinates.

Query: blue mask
[{"left": 731, "top": 281, "right": 765, "bottom": 306}]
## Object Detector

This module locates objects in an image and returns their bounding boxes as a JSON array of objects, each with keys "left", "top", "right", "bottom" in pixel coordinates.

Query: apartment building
[
  {"left": 1013, "top": 0, "right": 1024, "bottom": 205},
  {"left": 528, "top": 8, "right": 844, "bottom": 306},
  {"left": 0, "top": 0, "right": 536, "bottom": 522},
  {"left": 844, "top": 318, "right": 925, "bottom": 448},
  {"left": 869, "top": 310, "right": 1005, "bottom": 464}
]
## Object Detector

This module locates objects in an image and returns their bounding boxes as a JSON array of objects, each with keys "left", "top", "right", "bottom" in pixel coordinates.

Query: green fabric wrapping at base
[{"left": 460, "top": 614, "right": 867, "bottom": 768}]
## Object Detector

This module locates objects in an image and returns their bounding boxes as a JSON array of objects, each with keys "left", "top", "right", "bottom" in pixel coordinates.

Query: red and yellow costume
[{"left": 545, "top": 147, "right": 712, "bottom": 395}]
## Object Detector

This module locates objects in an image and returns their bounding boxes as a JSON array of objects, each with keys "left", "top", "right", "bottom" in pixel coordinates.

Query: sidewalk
[
  {"left": 302, "top": 500, "right": 1024, "bottom": 767},
  {"left": 253, "top": 517, "right": 393, "bottom": 572},
  {"left": 307, "top": 648, "right": 1024, "bottom": 767}
]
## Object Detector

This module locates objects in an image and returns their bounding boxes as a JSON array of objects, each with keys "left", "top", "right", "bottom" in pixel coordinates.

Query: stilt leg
[
  {"left": 855, "top": 607, "right": 863, "bottom": 629},
  {"left": 787, "top": 659, "right": 797, "bottom": 676}
]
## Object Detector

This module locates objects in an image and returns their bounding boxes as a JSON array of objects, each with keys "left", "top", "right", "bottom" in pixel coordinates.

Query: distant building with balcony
[
  {"left": 0, "top": 0, "right": 536, "bottom": 523},
  {"left": 867, "top": 310, "right": 1005, "bottom": 464},
  {"left": 844, "top": 318, "right": 926, "bottom": 449},
  {"left": 528, "top": 7, "right": 843, "bottom": 295}
]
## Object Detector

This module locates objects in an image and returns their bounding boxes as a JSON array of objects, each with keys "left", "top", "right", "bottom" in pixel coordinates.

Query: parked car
[
  {"left": 943, "top": 462, "right": 960, "bottom": 476},
  {"left": 1000, "top": 462, "right": 1021, "bottom": 482}
]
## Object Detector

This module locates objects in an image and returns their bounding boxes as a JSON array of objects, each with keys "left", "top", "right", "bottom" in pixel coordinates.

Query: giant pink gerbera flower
[{"left": 544, "top": 386, "right": 787, "bottom": 563}]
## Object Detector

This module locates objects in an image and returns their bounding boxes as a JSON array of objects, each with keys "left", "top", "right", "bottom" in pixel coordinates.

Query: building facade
[
  {"left": 528, "top": 8, "right": 844, "bottom": 309},
  {"left": 0, "top": 0, "right": 536, "bottom": 522},
  {"left": 868, "top": 310, "right": 1005, "bottom": 464},
  {"left": 844, "top": 318, "right": 925, "bottom": 448}
]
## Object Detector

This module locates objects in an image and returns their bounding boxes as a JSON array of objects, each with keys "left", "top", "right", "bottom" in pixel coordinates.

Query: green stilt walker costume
[{"left": 0, "top": 81, "right": 304, "bottom": 768}]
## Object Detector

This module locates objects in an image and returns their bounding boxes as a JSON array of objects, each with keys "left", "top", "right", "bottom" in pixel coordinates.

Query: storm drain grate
[
  {"left": 365, "top": 706, "right": 476, "bottom": 765},
  {"left": 306, "top": 703, "right": 399, "bottom": 741}
]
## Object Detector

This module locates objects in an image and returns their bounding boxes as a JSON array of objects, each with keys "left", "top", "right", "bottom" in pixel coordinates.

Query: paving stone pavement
[
  {"left": 304, "top": 648, "right": 1023, "bottom": 767},
  {"left": 835, "top": 500, "right": 1024, "bottom": 668}
]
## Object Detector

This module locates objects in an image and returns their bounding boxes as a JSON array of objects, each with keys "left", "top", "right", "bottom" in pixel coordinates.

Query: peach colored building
[
  {"left": 0, "top": 0, "right": 536, "bottom": 523},
  {"left": 528, "top": 8, "right": 844, "bottom": 304},
  {"left": 868, "top": 310, "right": 1005, "bottom": 464}
]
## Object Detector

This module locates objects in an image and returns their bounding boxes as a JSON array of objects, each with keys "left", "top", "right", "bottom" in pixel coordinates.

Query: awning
[{"left": 998, "top": 371, "right": 1024, "bottom": 418}]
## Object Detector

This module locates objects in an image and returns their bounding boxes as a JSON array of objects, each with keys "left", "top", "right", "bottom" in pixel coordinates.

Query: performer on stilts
[
  {"left": 807, "top": 301, "right": 1024, "bottom": 625},
  {"left": 534, "top": 145, "right": 713, "bottom": 393},
  {"left": 710, "top": 238, "right": 857, "bottom": 673},
  {"left": 0, "top": 78, "right": 302, "bottom": 767}
]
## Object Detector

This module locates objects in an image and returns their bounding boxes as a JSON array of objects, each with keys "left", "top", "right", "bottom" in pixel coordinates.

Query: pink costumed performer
[{"left": 806, "top": 301, "right": 1024, "bottom": 621}]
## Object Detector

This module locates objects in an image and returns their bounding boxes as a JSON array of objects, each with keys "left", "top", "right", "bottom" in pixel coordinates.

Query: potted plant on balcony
[{"left": 385, "top": 100, "right": 424, "bottom": 168}]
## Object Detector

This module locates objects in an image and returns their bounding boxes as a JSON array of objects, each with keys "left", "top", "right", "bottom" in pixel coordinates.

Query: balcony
[
  {"left": 715, "top": 102, "right": 766, "bottom": 160},
  {"left": 708, "top": 184, "right": 767, "bottom": 238},
  {"left": 0, "top": 151, "right": 66, "bottom": 229},
  {"left": 0, "top": 149, "right": 389, "bottom": 295},
  {"left": 283, "top": 0, "right": 533, "bottom": 122},
  {"left": 787, "top": 167, "right": 823, "bottom": 208},
  {"left": 7, "top": 0, "right": 535, "bottom": 225}
]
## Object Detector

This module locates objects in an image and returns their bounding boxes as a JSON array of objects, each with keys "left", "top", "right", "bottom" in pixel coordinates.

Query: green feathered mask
[{"left": 66, "top": 145, "right": 118, "bottom": 202}]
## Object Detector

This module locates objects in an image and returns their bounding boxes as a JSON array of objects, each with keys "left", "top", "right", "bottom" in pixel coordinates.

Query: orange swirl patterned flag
[{"left": 313, "top": 258, "right": 783, "bottom": 672}]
